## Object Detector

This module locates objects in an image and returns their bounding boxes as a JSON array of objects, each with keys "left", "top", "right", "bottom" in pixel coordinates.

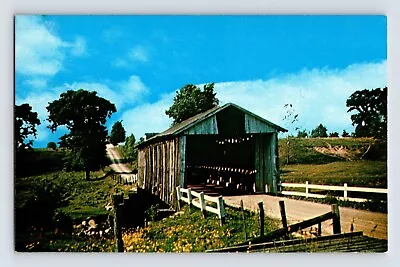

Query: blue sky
[{"left": 15, "top": 15, "right": 387, "bottom": 148}]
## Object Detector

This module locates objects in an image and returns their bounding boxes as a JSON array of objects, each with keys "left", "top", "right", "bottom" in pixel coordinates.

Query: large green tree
[
  {"left": 15, "top": 103, "right": 41, "bottom": 151},
  {"left": 165, "top": 83, "right": 219, "bottom": 124},
  {"left": 346, "top": 87, "right": 387, "bottom": 139},
  {"left": 311, "top": 124, "right": 328, "bottom": 138},
  {"left": 123, "top": 133, "right": 137, "bottom": 162},
  {"left": 110, "top": 120, "right": 126, "bottom": 146},
  {"left": 47, "top": 89, "right": 116, "bottom": 180}
]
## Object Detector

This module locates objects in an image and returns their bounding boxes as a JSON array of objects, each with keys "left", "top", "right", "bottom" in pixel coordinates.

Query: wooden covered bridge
[{"left": 136, "top": 103, "right": 287, "bottom": 208}]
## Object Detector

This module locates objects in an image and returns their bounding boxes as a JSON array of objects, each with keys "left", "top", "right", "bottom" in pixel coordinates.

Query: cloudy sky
[{"left": 15, "top": 15, "right": 387, "bottom": 148}]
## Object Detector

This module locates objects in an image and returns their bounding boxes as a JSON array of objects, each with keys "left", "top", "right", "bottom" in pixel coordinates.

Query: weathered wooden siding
[
  {"left": 245, "top": 114, "right": 276, "bottom": 134},
  {"left": 183, "top": 115, "right": 219, "bottom": 135},
  {"left": 137, "top": 137, "right": 183, "bottom": 208},
  {"left": 254, "top": 133, "right": 278, "bottom": 193}
]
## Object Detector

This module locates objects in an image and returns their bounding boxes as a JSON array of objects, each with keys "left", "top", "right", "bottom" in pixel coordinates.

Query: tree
[
  {"left": 329, "top": 132, "right": 339, "bottom": 138},
  {"left": 297, "top": 129, "right": 308, "bottom": 138},
  {"left": 15, "top": 103, "right": 41, "bottom": 151},
  {"left": 311, "top": 124, "right": 328, "bottom": 138},
  {"left": 123, "top": 133, "right": 137, "bottom": 162},
  {"left": 47, "top": 89, "right": 116, "bottom": 180},
  {"left": 342, "top": 130, "right": 350, "bottom": 137},
  {"left": 282, "top": 104, "right": 299, "bottom": 164},
  {"left": 165, "top": 83, "right": 219, "bottom": 124},
  {"left": 110, "top": 121, "right": 126, "bottom": 146},
  {"left": 346, "top": 87, "right": 387, "bottom": 139},
  {"left": 47, "top": 141, "right": 57, "bottom": 150}
]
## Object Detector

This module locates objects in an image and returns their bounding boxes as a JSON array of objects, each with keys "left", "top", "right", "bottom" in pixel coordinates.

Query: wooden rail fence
[
  {"left": 207, "top": 202, "right": 342, "bottom": 252},
  {"left": 112, "top": 173, "right": 137, "bottom": 185},
  {"left": 176, "top": 186, "right": 226, "bottom": 225},
  {"left": 281, "top": 181, "right": 387, "bottom": 202}
]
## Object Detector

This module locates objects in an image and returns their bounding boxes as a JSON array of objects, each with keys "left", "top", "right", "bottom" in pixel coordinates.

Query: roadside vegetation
[
  {"left": 15, "top": 149, "right": 133, "bottom": 251},
  {"left": 123, "top": 205, "right": 279, "bottom": 252}
]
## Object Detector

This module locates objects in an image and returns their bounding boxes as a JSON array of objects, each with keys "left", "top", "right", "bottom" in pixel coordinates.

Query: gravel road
[
  {"left": 106, "top": 144, "right": 133, "bottom": 181},
  {"left": 224, "top": 194, "right": 387, "bottom": 240}
]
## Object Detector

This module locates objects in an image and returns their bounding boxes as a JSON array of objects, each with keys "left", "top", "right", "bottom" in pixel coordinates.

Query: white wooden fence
[
  {"left": 281, "top": 181, "right": 387, "bottom": 202},
  {"left": 124, "top": 174, "right": 137, "bottom": 184},
  {"left": 176, "top": 186, "right": 226, "bottom": 224},
  {"left": 114, "top": 174, "right": 137, "bottom": 184}
]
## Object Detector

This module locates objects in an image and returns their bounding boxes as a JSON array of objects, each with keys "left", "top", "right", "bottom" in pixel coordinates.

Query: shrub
[
  {"left": 47, "top": 142, "right": 57, "bottom": 150},
  {"left": 15, "top": 178, "right": 70, "bottom": 232}
]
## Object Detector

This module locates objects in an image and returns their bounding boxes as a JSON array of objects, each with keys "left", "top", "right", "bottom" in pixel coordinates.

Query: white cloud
[
  {"left": 120, "top": 60, "right": 386, "bottom": 139},
  {"left": 214, "top": 61, "right": 387, "bottom": 135},
  {"left": 15, "top": 16, "right": 64, "bottom": 76},
  {"left": 23, "top": 78, "right": 48, "bottom": 89},
  {"left": 112, "top": 58, "right": 129, "bottom": 68},
  {"left": 112, "top": 45, "right": 150, "bottom": 68},
  {"left": 120, "top": 75, "right": 149, "bottom": 101},
  {"left": 15, "top": 15, "right": 87, "bottom": 77},
  {"left": 16, "top": 75, "right": 149, "bottom": 134},
  {"left": 129, "top": 45, "right": 149, "bottom": 62},
  {"left": 18, "top": 61, "right": 386, "bottom": 145},
  {"left": 70, "top": 36, "right": 87, "bottom": 56},
  {"left": 121, "top": 92, "right": 174, "bottom": 139}
]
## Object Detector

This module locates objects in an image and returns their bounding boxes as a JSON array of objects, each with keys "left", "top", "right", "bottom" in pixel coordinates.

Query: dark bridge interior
[{"left": 185, "top": 134, "right": 257, "bottom": 196}]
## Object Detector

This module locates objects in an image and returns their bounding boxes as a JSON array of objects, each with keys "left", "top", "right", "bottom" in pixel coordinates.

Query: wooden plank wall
[
  {"left": 254, "top": 133, "right": 278, "bottom": 193},
  {"left": 245, "top": 114, "right": 276, "bottom": 134},
  {"left": 137, "top": 137, "right": 182, "bottom": 208},
  {"left": 183, "top": 115, "right": 219, "bottom": 135}
]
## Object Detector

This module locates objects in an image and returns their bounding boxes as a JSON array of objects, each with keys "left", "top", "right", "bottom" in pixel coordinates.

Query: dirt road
[
  {"left": 224, "top": 194, "right": 387, "bottom": 240},
  {"left": 106, "top": 144, "right": 134, "bottom": 182}
]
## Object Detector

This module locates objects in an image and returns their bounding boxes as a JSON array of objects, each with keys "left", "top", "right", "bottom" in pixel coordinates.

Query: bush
[
  {"left": 63, "top": 150, "right": 85, "bottom": 171},
  {"left": 15, "top": 178, "right": 70, "bottom": 232},
  {"left": 47, "top": 142, "right": 57, "bottom": 150},
  {"left": 363, "top": 140, "right": 387, "bottom": 161},
  {"left": 15, "top": 149, "right": 65, "bottom": 177}
]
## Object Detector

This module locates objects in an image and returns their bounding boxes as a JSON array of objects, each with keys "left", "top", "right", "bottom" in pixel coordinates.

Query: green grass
[
  {"left": 278, "top": 138, "right": 387, "bottom": 212},
  {"left": 122, "top": 205, "right": 280, "bottom": 252},
  {"left": 15, "top": 169, "right": 134, "bottom": 221},
  {"left": 278, "top": 137, "right": 384, "bottom": 165},
  {"left": 15, "top": 168, "right": 136, "bottom": 252},
  {"left": 280, "top": 160, "right": 387, "bottom": 188}
]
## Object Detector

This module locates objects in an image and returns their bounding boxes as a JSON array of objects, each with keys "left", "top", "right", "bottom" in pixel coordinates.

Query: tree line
[
  {"left": 15, "top": 85, "right": 386, "bottom": 179},
  {"left": 288, "top": 87, "right": 387, "bottom": 140}
]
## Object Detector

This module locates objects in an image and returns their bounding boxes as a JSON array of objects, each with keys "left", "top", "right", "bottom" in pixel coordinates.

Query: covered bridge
[{"left": 137, "top": 103, "right": 287, "bottom": 207}]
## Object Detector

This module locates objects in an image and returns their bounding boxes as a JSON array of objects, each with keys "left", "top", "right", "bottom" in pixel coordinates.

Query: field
[
  {"left": 280, "top": 161, "right": 387, "bottom": 188},
  {"left": 14, "top": 137, "right": 387, "bottom": 251},
  {"left": 278, "top": 137, "right": 387, "bottom": 212},
  {"left": 278, "top": 137, "right": 387, "bottom": 187}
]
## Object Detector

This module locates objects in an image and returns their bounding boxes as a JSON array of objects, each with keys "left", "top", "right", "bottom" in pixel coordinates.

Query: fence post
[
  {"left": 305, "top": 181, "right": 309, "bottom": 198},
  {"left": 187, "top": 188, "right": 192, "bottom": 211},
  {"left": 176, "top": 186, "right": 181, "bottom": 210},
  {"left": 279, "top": 200, "right": 288, "bottom": 231},
  {"left": 258, "top": 201, "right": 265, "bottom": 237},
  {"left": 217, "top": 196, "right": 225, "bottom": 226},
  {"left": 200, "top": 192, "right": 206, "bottom": 218},
  {"left": 240, "top": 199, "right": 248, "bottom": 239},
  {"left": 343, "top": 183, "right": 348, "bottom": 201},
  {"left": 318, "top": 222, "right": 322, "bottom": 236},
  {"left": 112, "top": 193, "right": 124, "bottom": 252},
  {"left": 331, "top": 204, "right": 341, "bottom": 234}
]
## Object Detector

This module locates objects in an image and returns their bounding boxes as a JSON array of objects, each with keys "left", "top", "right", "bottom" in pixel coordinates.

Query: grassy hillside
[
  {"left": 278, "top": 137, "right": 387, "bottom": 187},
  {"left": 280, "top": 161, "right": 387, "bottom": 188},
  {"left": 15, "top": 149, "right": 135, "bottom": 251},
  {"left": 278, "top": 137, "right": 386, "bottom": 165}
]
